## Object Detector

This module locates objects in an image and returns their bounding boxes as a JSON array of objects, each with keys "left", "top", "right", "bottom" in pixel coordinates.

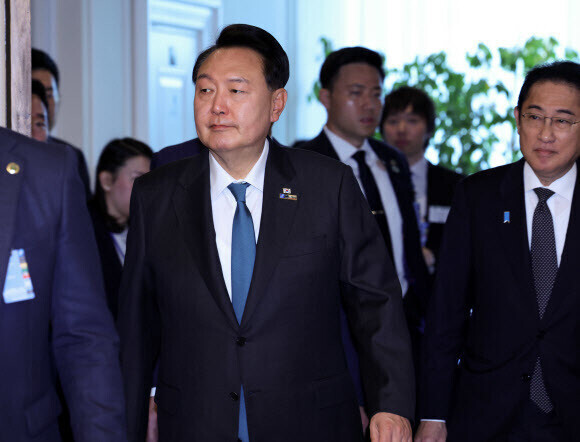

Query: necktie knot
[
  {"left": 534, "top": 187, "right": 554, "bottom": 204},
  {"left": 352, "top": 150, "right": 367, "bottom": 165},
  {"left": 228, "top": 182, "right": 250, "bottom": 203}
]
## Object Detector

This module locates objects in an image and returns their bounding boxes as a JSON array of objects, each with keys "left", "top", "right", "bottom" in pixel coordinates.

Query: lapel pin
[
  {"left": 503, "top": 211, "right": 510, "bottom": 223},
  {"left": 6, "top": 162, "right": 20, "bottom": 175},
  {"left": 279, "top": 187, "right": 297, "bottom": 201},
  {"left": 390, "top": 159, "right": 400, "bottom": 174}
]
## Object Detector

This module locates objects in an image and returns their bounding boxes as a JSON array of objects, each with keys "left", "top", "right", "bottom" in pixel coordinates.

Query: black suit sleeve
[
  {"left": 118, "top": 180, "right": 160, "bottom": 442},
  {"left": 420, "top": 181, "right": 472, "bottom": 420},
  {"left": 337, "top": 166, "right": 415, "bottom": 421}
]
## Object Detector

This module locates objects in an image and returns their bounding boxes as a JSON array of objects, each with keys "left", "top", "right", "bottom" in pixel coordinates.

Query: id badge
[{"left": 2, "top": 249, "right": 35, "bottom": 303}]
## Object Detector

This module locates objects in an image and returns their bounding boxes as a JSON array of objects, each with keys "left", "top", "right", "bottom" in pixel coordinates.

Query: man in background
[
  {"left": 299, "top": 47, "right": 429, "bottom": 427},
  {"left": 32, "top": 48, "right": 91, "bottom": 196},
  {"left": 380, "top": 86, "right": 463, "bottom": 274}
]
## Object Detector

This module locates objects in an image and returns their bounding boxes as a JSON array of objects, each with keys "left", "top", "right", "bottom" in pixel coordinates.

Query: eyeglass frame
[{"left": 520, "top": 112, "right": 580, "bottom": 131}]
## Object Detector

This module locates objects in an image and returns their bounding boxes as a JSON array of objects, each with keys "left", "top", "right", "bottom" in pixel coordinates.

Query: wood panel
[{"left": 7, "top": 0, "right": 31, "bottom": 135}]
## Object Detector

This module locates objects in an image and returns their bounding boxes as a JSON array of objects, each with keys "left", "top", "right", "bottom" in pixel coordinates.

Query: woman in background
[{"left": 89, "top": 137, "right": 153, "bottom": 319}]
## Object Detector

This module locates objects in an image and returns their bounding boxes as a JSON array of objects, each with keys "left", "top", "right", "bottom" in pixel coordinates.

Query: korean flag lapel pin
[
  {"left": 390, "top": 159, "right": 400, "bottom": 174},
  {"left": 503, "top": 211, "right": 510, "bottom": 224},
  {"left": 279, "top": 187, "right": 297, "bottom": 201}
]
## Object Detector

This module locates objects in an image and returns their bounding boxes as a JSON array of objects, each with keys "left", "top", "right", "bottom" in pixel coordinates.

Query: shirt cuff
[
  {"left": 421, "top": 419, "right": 446, "bottom": 423},
  {"left": 150, "top": 387, "right": 156, "bottom": 397}
]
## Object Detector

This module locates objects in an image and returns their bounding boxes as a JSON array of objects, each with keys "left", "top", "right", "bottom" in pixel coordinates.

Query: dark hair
[
  {"left": 192, "top": 24, "right": 289, "bottom": 91},
  {"left": 31, "top": 48, "right": 60, "bottom": 86},
  {"left": 93, "top": 138, "right": 153, "bottom": 232},
  {"left": 31, "top": 79, "right": 49, "bottom": 111},
  {"left": 319, "top": 46, "right": 385, "bottom": 90},
  {"left": 517, "top": 60, "right": 580, "bottom": 111},
  {"left": 380, "top": 86, "right": 436, "bottom": 147}
]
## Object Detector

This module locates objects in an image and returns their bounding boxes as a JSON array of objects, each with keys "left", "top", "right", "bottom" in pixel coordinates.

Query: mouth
[
  {"left": 359, "top": 117, "right": 376, "bottom": 126},
  {"left": 209, "top": 124, "right": 233, "bottom": 131},
  {"left": 395, "top": 139, "right": 408, "bottom": 147},
  {"left": 534, "top": 147, "right": 556, "bottom": 158}
]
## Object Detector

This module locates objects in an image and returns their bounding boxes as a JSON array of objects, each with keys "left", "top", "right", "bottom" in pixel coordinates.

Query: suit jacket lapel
[
  {"left": 0, "top": 141, "right": 25, "bottom": 291},
  {"left": 544, "top": 160, "right": 580, "bottom": 318},
  {"left": 498, "top": 159, "right": 537, "bottom": 314},
  {"left": 172, "top": 150, "right": 238, "bottom": 329},
  {"left": 241, "top": 140, "right": 299, "bottom": 325}
]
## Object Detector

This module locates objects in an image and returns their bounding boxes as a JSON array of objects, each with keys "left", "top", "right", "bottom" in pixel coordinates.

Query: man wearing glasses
[{"left": 416, "top": 61, "right": 580, "bottom": 441}]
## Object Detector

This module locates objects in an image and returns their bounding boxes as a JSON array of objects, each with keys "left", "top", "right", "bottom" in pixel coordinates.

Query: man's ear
[
  {"left": 270, "top": 88, "right": 288, "bottom": 123},
  {"left": 514, "top": 107, "right": 522, "bottom": 135},
  {"left": 319, "top": 88, "right": 331, "bottom": 111},
  {"left": 99, "top": 171, "right": 114, "bottom": 191}
]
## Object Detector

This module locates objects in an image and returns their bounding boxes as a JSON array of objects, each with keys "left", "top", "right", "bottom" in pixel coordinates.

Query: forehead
[
  {"left": 523, "top": 80, "right": 580, "bottom": 110},
  {"left": 334, "top": 62, "right": 382, "bottom": 86},
  {"left": 198, "top": 47, "right": 265, "bottom": 82}
]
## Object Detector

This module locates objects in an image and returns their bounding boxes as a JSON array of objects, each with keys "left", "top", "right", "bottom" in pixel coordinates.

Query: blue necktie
[{"left": 228, "top": 182, "right": 255, "bottom": 442}]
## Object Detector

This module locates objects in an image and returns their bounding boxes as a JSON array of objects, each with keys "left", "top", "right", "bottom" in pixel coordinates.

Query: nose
[
  {"left": 211, "top": 89, "right": 227, "bottom": 115},
  {"left": 538, "top": 118, "right": 556, "bottom": 142},
  {"left": 362, "top": 91, "right": 379, "bottom": 111},
  {"left": 396, "top": 120, "right": 407, "bottom": 133}
]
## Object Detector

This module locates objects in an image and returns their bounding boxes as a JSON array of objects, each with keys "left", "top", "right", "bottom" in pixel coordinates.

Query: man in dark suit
[
  {"left": 32, "top": 48, "right": 91, "bottom": 197},
  {"left": 416, "top": 61, "right": 580, "bottom": 441},
  {"left": 299, "top": 48, "right": 429, "bottom": 425},
  {"left": 380, "top": 86, "right": 463, "bottom": 274},
  {"left": 0, "top": 127, "right": 127, "bottom": 441},
  {"left": 118, "top": 24, "right": 414, "bottom": 442}
]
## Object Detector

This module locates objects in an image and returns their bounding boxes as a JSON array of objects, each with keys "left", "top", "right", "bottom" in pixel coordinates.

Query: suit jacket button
[
  {"left": 236, "top": 337, "right": 246, "bottom": 346},
  {"left": 521, "top": 373, "right": 531, "bottom": 382},
  {"left": 230, "top": 392, "right": 239, "bottom": 401},
  {"left": 537, "top": 329, "right": 546, "bottom": 340}
]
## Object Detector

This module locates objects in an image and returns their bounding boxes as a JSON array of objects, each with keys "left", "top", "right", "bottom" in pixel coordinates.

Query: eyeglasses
[{"left": 521, "top": 112, "right": 580, "bottom": 132}]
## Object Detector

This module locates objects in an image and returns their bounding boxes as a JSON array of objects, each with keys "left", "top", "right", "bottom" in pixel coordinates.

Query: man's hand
[
  {"left": 369, "top": 412, "right": 412, "bottom": 442},
  {"left": 146, "top": 396, "right": 159, "bottom": 442},
  {"left": 414, "top": 421, "right": 447, "bottom": 442}
]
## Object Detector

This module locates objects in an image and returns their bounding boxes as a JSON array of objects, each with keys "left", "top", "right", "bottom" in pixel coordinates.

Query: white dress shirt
[
  {"left": 524, "top": 161, "right": 576, "bottom": 265},
  {"left": 210, "top": 140, "right": 268, "bottom": 299},
  {"left": 323, "top": 126, "right": 408, "bottom": 295},
  {"left": 410, "top": 157, "right": 428, "bottom": 223}
]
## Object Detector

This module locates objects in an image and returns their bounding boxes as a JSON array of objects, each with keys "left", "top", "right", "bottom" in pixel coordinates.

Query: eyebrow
[
  {"left": 196, "top": 74, "right": 249, "bottom": 84},
  {"left": 33, "top": 113, "right": 46, "bottom": 119},
  {"left": 347, "top": 83, "right": 382, "bottom": 90},
  {"left": 526, "top": 104, "right": 576, "bottom": 116}
]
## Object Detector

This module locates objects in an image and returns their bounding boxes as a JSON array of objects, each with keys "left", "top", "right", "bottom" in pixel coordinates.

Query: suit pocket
[
  {"left": 282, "top": 234, "right": 326, "bottom": 257},
  {"left": 314, "top": 372, "right": 354, "bottom": 409},
  {"left": 154, "top": 381, "right": 181, "bottom": 416},
  {"left": 25, "top": 387, "right": 62, "bottom": 437}
]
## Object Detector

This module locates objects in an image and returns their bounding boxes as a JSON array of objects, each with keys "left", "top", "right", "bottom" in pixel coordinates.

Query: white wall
[{"left": 0, "top": 0, "right": 6, "bottom": 127}]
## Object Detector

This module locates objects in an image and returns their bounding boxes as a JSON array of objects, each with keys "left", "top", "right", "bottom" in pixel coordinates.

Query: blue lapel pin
[{"left": 503, "top": 211, "right": 510, "bottom": 223}]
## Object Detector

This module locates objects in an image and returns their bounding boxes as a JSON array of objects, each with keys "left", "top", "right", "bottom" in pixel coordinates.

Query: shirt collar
[
  {"left": 209, "top": 139, "right": 269, "bottom": 201},
  {"left": 523, "top": 161, "right": 577, "bottom": 202},
  {"left": 410, "top": 157, "right": 428, "bottom": 179},
  {"left": 323, "top": 126, "right": 375, "bottom": 162}
]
